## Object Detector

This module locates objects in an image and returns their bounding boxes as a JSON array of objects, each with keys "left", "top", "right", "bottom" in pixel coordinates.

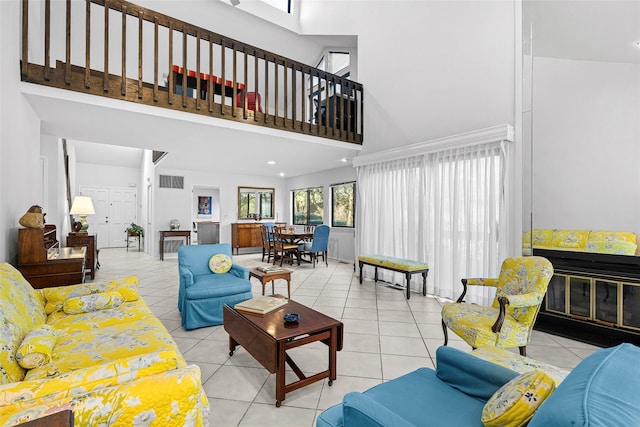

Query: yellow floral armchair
[{"left": 441, "top": 257, "right": 553, "bottom": 356}]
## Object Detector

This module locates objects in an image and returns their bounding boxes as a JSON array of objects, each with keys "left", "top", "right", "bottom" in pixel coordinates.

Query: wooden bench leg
[
  {"left": 374, "top": 266, "right": 378, "bottom": 283},
  {"left": 405, "top": 272, "right": 411, "bottom": 300},
  {"left": 359, "top": 261, "right": 363, "bottom": 284}
]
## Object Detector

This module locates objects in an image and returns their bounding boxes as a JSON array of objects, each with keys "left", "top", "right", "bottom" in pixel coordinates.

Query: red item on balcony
[{"left": 237, "top": 91, "right": 263, "bottom": 113}]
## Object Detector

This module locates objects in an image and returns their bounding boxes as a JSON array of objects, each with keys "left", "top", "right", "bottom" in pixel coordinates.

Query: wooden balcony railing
[{"left": 20, "top": 0, "right": 363, "bottom": 144}]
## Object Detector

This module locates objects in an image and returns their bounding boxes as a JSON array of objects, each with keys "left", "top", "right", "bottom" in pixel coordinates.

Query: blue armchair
[
  {"left": 178, "top": 243, "right": 253, "bottom": 330},
  {"left": 302, "top": 224, "right": 330, "bottom": 267}
]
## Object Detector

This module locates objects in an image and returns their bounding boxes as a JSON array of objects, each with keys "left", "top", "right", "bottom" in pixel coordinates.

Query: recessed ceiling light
[
  {"left": 267, "top": 160, "right": 276, "bottom": 165},
  {"left": 279, "top": 172, "right": 285, "bottom": 177},
  {"left": 636, "top": 41, "right": 640, "bottom": 47},
  {"left": 341, "top": 158, "right": 349, "bottom": 162}
]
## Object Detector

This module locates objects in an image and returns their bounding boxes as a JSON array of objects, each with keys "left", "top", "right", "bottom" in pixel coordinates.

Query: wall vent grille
[{"left": 159, "top": 175, "right": 184, "bottom": 189}]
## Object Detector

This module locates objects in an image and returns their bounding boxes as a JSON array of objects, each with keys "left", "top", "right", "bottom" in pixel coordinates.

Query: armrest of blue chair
[
  {"left": 435, "top": 346, "right": 519, "bottom": 400},
  {"left": 229, "top": 264, "right": 249, "bottom": 279},
  {"left": 179, "top": 265, "right": 194, "bottom": 287},
  {"left": 343, "top": 392, "right": 416, "bottom": 427}
]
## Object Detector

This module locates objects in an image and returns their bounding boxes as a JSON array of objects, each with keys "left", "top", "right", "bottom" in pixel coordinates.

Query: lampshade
[
  {"left": 70, "top": 196, "right": 95, "bottom": 215},
  {"left": 70, "top": 196, "right": 95, "bottom": 232}
]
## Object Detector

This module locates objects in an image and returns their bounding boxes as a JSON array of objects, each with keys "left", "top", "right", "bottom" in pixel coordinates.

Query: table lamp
[{"left": 70, "top": 196, "right": 95, "bottom": 233}]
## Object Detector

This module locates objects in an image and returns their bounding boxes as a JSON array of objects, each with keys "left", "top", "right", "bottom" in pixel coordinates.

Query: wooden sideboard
[
  {"left": 231, "top": 222, "right": 285, "bottom": 255},
  {"left": 18, "top": 225, "right": 86, "bottom": 288},
  {"left": 66, "top": 233, "right": 97, "bottom": 279}
]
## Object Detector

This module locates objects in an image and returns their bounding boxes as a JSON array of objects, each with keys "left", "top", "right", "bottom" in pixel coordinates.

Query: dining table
[{"left": 277, "top": 229, "right": 314, "bottom": 264}]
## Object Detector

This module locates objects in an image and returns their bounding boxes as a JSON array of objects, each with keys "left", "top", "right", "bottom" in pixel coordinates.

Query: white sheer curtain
[{"left": 356, "top": 140, "right": 511, "bottom": 305}]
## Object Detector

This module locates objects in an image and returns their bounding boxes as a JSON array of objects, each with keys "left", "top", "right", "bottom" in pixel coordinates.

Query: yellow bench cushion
[{"left": 358, "top": 255, "right": 428, "bottom": 271}]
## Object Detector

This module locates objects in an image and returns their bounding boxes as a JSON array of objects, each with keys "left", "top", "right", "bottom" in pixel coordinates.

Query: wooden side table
[
  {"left": 249, "top": 268, "right": 292, "bottom": 299},
  {"left": 67, "top": 233, "right": 97, "bottom": 279}
]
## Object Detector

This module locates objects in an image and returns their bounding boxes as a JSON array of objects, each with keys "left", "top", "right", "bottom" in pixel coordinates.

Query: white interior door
[
  {"left": 79, "top": 186, "right": 110, "bottom": 249},
  {"left": 80, "top": 186, "right": 137, "bottom": 248},
  {"left": 109, "top": 188, "right": 137, "bottom": 247}
]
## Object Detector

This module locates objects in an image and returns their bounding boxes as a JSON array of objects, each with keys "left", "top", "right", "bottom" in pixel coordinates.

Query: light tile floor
[{"left": 96, "top": 248, "right": 599, "bottom": 427}]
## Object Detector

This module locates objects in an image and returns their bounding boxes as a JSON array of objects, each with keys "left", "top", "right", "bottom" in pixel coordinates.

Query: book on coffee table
[
  {"left": 234, "top": 296, "right": 288, "bottom": 315},
  {"left": 256, "top": 265, "right": 284, "bottom": 273}
]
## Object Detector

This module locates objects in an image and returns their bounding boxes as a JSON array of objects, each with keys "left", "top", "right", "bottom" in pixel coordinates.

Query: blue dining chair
[{"left": 302, "top": 225, "right": 330, "bottom": 267}]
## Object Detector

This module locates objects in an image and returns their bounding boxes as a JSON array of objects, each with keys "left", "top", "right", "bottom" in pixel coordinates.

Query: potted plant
[{"left": 125, "top": 223, "right": 144, "bottom": 238}]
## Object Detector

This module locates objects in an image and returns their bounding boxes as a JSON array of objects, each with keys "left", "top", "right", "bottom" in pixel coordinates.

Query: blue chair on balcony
[
  {"left": 302, "top": 225, "right": 330, "bottom": 267},
  {"left": 178, "top": 243, "right": 253, "bottom": 330}
]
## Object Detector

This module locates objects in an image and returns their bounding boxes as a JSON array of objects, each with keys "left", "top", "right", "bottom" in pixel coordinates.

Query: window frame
[
  {"left": 292, "top": 186, "right": 324, "bottom": 225},
  {"left": 331, "top": 181, "right": 356, "bottom": 228}
]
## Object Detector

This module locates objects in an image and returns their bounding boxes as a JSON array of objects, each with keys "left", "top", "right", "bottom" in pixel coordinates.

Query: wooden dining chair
[
  {"left": 260, "top": 224, "right": 274, "bottom": 263},
  {"left": 273, "top": 228, "right": 300, "bottom": 266}
]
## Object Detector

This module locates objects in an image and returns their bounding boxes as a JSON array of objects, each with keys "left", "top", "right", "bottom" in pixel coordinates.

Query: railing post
[
  {"left": 103, "top": 0, "right": 109, "bottom": 92},
  {"left": 232, "top": 42, "right": 237, "bottom": 117},
  {"left": 84, "top": 0, "right": 91, "bottom": 88},
  {"left": 220, "top": 38, "right": 225, "bottom": 115},
  {"left": 182, "top": 30, "right": 187, "bottom": 107},
  {"left": 168, "top": 21, "right": 173, "bottom": 105},
  {"left": 208, "top": 39, "right": 213, "bottom": 113},
  {"left": 264, "top": 56, "right": 269, "bottom": 124},
  {"left": 153, "top": 16, "right": 158, "bottom": 101},
  {"left": 283, "top": 59, "right": 288, "bottom": 128},
  {"left": 65, "top": 0, "right": 71, "bottom": 84},
  {"left": 121, "top": 4, "right": 127, "bottom": 96},
  {"left": 44, "top": 0, "right": 50, "bottom": 80},
  {"left": 21, "top": 0, "right": 28, "bottom": 80},
  {"left": 196, "top": 30, "right": 201, "bottom": 110},
  {"left": 137, "top": 10, "right": 143, "bottom": 99}
]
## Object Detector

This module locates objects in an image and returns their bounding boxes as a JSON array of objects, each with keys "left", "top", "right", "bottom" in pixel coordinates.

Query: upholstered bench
[{"left": 358, "top": 254, "right": 429, "bottom": 299}]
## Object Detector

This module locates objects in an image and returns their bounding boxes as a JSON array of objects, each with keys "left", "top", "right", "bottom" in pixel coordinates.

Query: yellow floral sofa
[
  {"left": 523, "top": 229, "right": 637, "bottom": 256},
  {"left": 0, "top": 262, "right": 209, "bottom": 426}
]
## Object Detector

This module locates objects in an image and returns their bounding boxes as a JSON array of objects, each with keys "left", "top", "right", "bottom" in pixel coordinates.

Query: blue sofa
[
  {"left": 317, "top": 343, "right": 640, "bottom": 426},
  {"left": 178, "top": 243, "right": 253, "bottom": 330}
]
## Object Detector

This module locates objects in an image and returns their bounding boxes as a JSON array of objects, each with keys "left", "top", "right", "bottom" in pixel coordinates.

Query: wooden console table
[{"left": 159, "top": 230, "right": 191, "bottom": 260}]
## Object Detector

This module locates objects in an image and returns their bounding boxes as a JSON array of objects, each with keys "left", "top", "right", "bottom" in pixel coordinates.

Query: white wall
[
  {"left": 0, "top": 0, "right": 43, "bottom": 263},
  {"left": 76, "top": 163, "right": 141, "bottom": 189},
  {"left": 153, "top": 167, "right": 286, "bottom": 258},
  {"left": 533, "top": 57, "right": 640, "bottom": 235},
  {"left": 298, "top": 1, "right": 516, "bottom": 155},
  {"left": 286, "top": 165, "right": 356, "bottom": 263}
]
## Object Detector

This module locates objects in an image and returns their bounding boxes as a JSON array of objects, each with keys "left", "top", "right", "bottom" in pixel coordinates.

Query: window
[
  {"left": 293, "top": 187, "right": 323, "bottom": 225},
  {"left": 260, "top": 0, "right": 292, "bottom": 14},
  {"left": 331, "top": 182, "right": 355, "bottom": 228}
]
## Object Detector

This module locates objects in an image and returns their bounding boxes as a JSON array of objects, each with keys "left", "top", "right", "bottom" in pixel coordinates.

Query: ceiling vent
[
  {"left": 153, "top": 151, "right": 168, "bottom": 164},
  {"left": 159, "top": 175, "right": 184, "bottom": 189}
]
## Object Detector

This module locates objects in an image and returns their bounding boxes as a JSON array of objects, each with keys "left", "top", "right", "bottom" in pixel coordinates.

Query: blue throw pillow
[{"left": 529, "top": 343, "right": 640, "bottom": 426}]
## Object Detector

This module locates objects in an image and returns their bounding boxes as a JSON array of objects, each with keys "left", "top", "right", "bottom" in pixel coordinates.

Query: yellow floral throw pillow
[
  {"left": 63, "top": 291, "right": 124, "bottom": 315},
  {"left": 44, "top": 276, "right": 139, "bottom": 314},
  {"left": 16, "top": 324, "right": 58, "bottom": 369},
  {"left": 209, "top": 254, "right": 232, "bottom": 274},
  {"left": 482, "top": 369, "right": 555, "bottom": 427}
]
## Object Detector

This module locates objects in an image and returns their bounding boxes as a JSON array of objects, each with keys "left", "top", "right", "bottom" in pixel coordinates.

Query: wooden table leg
[
  {"left": 276, "top": 340, "right": 286, "bottom": 407},
  {"left": 229, "top": 335, "right": 238, "bottom": 356},
  {"left": 328, "top": 325, "right": 338, "bottom": 385},
  {"left": 286, "top": 277, "right": 291, "bottom": 299}
]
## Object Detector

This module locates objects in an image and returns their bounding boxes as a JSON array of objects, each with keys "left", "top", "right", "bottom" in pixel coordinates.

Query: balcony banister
[{"left": 21, "top": 0, "right": 363, "bottom": 144}]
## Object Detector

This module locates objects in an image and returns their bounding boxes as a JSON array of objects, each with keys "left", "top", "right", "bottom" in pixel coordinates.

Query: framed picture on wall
[{"left": 198, "top": 196, "right": 212, "bottom": 217}]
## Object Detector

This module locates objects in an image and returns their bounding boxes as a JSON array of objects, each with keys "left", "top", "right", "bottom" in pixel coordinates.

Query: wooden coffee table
[
  {"left": 223, "top": 298, "right": 343, "bottom": 407},
  {"left": 249, "top": 268, "right": 292, "bottom": 299}
]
